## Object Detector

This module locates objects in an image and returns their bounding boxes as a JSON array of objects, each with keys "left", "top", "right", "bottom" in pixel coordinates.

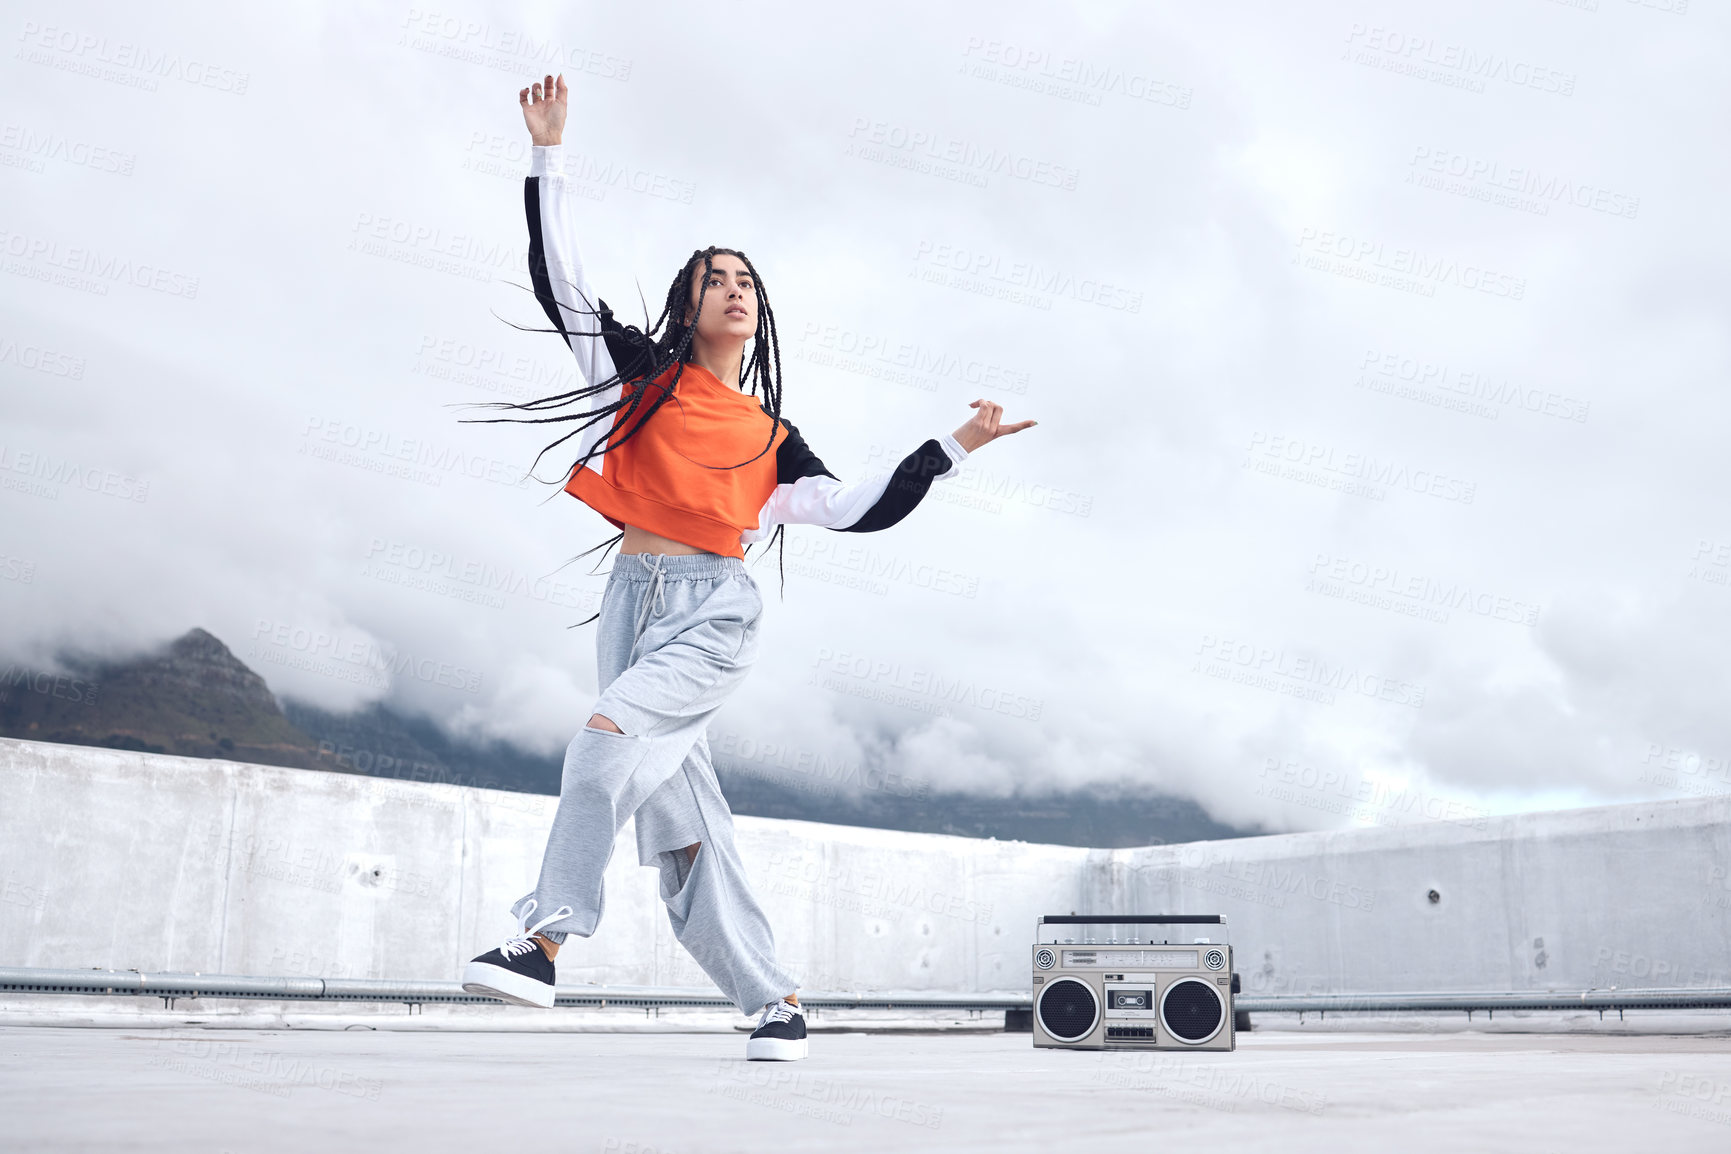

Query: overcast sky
[{"left": 3, "top": 0, "right": 1728, "bottom": 835}]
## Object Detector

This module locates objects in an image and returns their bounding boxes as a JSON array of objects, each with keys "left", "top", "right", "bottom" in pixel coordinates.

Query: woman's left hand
[{"left": 952, "top": 400, "right": 1036, "bottom": 453}]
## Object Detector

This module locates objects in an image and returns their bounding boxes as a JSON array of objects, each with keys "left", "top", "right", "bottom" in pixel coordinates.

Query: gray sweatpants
[{"left": 510, "top": 552, "right": 796, "bottom": 1015}]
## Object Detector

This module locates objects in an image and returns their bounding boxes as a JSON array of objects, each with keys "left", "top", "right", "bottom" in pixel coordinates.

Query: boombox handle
[{"left": 1039, "top": 915, "right": 1225, "bottom": 925}]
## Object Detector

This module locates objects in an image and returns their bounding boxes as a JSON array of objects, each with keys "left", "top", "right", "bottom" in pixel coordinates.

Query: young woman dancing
[{"left": 460, "top": 74, "right": 1034, "bottom": 1061}]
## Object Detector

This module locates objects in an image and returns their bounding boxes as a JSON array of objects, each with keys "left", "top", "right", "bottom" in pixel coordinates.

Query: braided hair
[
  {"left": 465, "top": 247, "right": 792, "bottom": 594},
  {"left": 468, "top": 246, "right": 785, "bottom": 481}
]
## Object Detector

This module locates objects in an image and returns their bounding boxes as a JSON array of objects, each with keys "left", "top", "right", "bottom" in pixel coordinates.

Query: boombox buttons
[{"left": 1031, "top": 914, "right": 1237, "bottom": 1053}]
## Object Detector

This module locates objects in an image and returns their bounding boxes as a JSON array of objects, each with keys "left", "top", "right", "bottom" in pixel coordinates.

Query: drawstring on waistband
[{"left": 634, "top": 553, "right": 669, "bottom": 635}]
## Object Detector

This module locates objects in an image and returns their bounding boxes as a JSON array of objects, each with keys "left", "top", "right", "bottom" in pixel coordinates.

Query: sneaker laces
[
  {"left": 497, "top": 899, "right": 573, "bottom": 959},
  {"left": 758, "top": 998, "right": 800, "bottom": 1026}
]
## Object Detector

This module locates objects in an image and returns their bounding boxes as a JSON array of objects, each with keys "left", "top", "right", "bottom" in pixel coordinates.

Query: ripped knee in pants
[
  {"left": 586, "top": 713, "right": 626, "bottom": 735},
  {"left": 654, "top": 843, "right": 703, "bottom": 901}
]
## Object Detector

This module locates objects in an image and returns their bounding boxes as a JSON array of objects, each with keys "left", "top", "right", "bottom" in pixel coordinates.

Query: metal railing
[
  {"left": 0, "top": 967, "right": 1024, "bottom": 1012},
  {"left": 1236, "top": 988, "right": 1731, "bottom": 1021},
  {"left": 5, "top": 967, "right": 1729, "bottom": 1021}
]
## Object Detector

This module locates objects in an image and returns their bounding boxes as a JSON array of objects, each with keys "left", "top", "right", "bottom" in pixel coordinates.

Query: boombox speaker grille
[
  {"left": 1160, "top": 977, "right": 1225, "bottom": 1043},
  {"left": 1037, "top": 978, "right": 1098, "bottom": 1042}
]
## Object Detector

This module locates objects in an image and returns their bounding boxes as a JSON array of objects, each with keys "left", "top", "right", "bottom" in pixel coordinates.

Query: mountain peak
[
  {"left": 169, "top": 626, "right": 230, "bottom": 660},
  {"left": 145, "top": 628, "right": 279, "bottom": 706},
  {"left": 0, "top": 627, "right": 316, "bottom": 766}
]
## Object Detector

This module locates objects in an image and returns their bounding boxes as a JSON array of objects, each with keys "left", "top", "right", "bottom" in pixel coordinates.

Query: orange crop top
[{"left": 564, "top": 363, "right": 786, "bottom": 558}]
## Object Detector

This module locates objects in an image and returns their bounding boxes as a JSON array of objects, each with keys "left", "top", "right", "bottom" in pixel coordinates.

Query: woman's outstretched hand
[
  {"left": 520, "top": 73, "right": 567, "bottom": 146},
  {"left": 952, "top": 400, "right": 1036, "bottom": 454}
]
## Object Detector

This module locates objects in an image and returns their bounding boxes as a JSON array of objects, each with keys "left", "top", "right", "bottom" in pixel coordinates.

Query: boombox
[{"left": 1033, "top": 915, "right": 1236, "bottom": 1051}]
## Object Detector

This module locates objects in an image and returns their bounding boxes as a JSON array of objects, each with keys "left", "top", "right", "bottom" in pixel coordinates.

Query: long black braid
[
  {"left": 466, "top": 245, "right": 784, "bottom": 478},
  {"left": 464, "top": 246, "right": 792, "bottom": 602}
]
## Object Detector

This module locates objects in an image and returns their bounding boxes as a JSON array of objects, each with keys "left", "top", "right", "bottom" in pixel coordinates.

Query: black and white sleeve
[
  {"left": 740, "top": 421, "right": 971, "bottom": 544},
  {"left": 525, "top": 145, "right": 648, "bottom": 475}
]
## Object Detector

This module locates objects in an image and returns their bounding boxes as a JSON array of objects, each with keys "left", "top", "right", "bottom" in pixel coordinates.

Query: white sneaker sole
[
  {"left": 462, "top": 961, "right": 555, "bottom": 1008},
  {"left": 746, "top": 1035, "right": 809, "bottom": 1061}
]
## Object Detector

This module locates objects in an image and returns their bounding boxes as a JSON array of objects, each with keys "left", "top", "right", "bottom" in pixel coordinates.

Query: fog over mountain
[
  {"left": 0, "top": 628, "right": 1249, "bottom": 846},
  {"left": 3, "top": 0, "right": 1728, "bottom": 836}
]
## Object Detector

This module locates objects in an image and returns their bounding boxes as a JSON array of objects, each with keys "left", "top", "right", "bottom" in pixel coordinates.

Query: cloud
[{"left": 1, "top": 0, "right": 1725, "bottom": 835}]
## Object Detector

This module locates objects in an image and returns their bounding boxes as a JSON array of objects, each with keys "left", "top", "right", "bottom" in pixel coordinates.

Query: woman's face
[{"left": 686, "top": 253, "right": 758, "bottom": 345}]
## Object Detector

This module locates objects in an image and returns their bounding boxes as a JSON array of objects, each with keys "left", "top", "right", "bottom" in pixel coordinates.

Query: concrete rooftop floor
[{"left": 5, "top": 1025, "right": 1731, "bottom": 1153}]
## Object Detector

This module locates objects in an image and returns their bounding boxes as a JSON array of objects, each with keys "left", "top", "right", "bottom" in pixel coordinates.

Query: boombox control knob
[
  {"left": 1204, "top": 949, "right": 1226, "bottom": 970},
  {"left": 1035, "top": 948, "right": 1056, "bottom": 970}
]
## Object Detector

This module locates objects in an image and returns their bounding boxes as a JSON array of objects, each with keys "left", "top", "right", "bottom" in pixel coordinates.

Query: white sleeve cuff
[
  {"left": 938, "top": 433, "right": 970, "bottom": 475},
  {"left": 530, "top": 144, "right": 564, "bottom": 178}
]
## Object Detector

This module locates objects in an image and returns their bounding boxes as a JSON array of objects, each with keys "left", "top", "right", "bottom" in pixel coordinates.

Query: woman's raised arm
[{"left": 519, "top": 75, "right": 621, "bottom": 425}]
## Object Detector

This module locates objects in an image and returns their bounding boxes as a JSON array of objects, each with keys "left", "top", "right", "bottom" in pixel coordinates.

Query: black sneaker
[
  {"left": 746, "top": 998, "right": 808, "bottom": 1061},
  {"left": 461, "top": 901, "right": 571, "bottom": 1009}
]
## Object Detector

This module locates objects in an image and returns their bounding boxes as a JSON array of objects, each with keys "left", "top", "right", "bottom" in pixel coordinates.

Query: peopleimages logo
[
  {"left": 1257, "top": 757, "right": 1491, "bottom": 830},
  {"left": 1355, "top": 348, "right": 1590, "bottom": 424},
  {"left": 846, "top": 117, "right": 1080, "bottom": 190},
  {"left": 714, "top": 732, "right": 930, "bottom": 800},
  {"left": 810, "top": 646, "right": 1045, "bottom": 721},
  {"left": 1308, "top": 552, "right": 1541, "bottom": 627},
  {"left": 14, "top": 21, "right": 251, "bottom": 95},
  {"left": 0, "top": 665, "right": 99, "bottom": 707},
  {"left": 782, "top": 535, "right": 981, "bottom": 599},
  {"left": 0, "top": 226, "right": 200, "bottom": 298},
  {"left": 300, "top": 417, "right": 531, "bottom": 490},
  {"left": 249, "top": 619, "right": 484, "bottom": 694},
  {"left": 1294, "top": 228, "right": 1525, "bottom": 301},
  {"left": 0, "top": 121, "right": 136, "bottom": 175},
  {"left": 796, "top": 322, "right": 1030, "bottom": 396},
  {"left": 361, "top": 537, "right": 597, "bottom": 612},
  {"left": 398, "top": 9, "right": 632, "bottom": 81},
  {"left": 1193, "top": 633, "right": 1426, "bottom": 709},
  {"left": 0, "top": 443, "right": 149, "bottom": 502},
  {"left": 911, "top": 240, "right": 1141, "bottom": 313},
  {"left": 1342, "top": 24, "right": 1576, "bottom": 97},
  {"left": 0, "top": 334, "right": 86, "bottom": 378},
  {"left": 1243, "top": 431, "right": 1476, "bottom": 505},
  {"left": 347, "top": 212, "right": 523, "bottom": 282},
  {"left": 959, "top": 38, "right": 1193, "bottom": 110},
  {"left": 1407, "top": 147, "right": 1639, "bottom": 220},
  {"left": 461, "top": 131, "right": 696, "bottom": 205},
  {"left": 412, "top": 334, "right": 577, "bottom": 402}
]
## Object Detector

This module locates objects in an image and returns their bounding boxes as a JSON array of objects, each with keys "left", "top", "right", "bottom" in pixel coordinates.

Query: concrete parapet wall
[
  {"left": 1095, "top": 802, "right": 1731, "bottom": 996},
  {"left": 2, "top": 739, "right": 1726, "bottom": 996}
]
